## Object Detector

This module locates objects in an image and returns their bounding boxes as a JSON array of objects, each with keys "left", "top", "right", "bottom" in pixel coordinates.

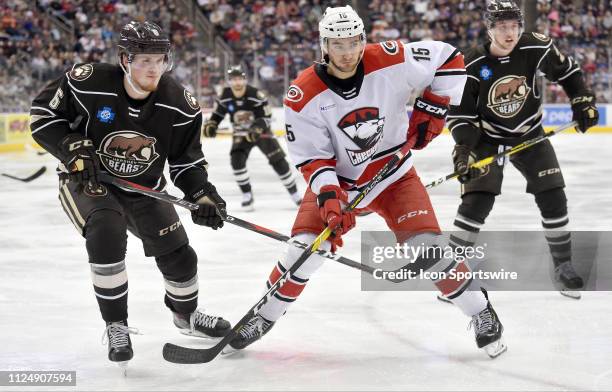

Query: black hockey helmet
[
  {"left": 118, "top": 21, "right": 173, "bottom": 68},
  {"left": 485, "top": 0, "right": 524, "bottom": 30},
  {"left": 227, "top": 65, "right": 246, "bottom": 79}
]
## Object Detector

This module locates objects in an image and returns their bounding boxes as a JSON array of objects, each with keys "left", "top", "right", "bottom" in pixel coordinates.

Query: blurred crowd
[
  {"left": 1, "top": 0, "right": 224, "bottom": 111},
  {"left": 536, "top": 0, "right": 611, "bottom": 103},
  {"left": 198, "top": 0, "right": 343, "bottom": 99},
  {"left": 1, "top": 0, "right": 610, "bottom": 112},
  {"left": 201, "top": 0, "right": 610, "bottom": 104}
]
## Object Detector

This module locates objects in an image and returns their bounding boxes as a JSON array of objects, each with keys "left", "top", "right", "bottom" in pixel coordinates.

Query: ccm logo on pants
[
  {"left": 397, "top": 210, "right": 429, "bottom": 224},
  {"left": 538, "top": 168, "right": 561, "bottom": 177},
  {"left": 159, "top": 221, "right": 182, "bottom": 236}
]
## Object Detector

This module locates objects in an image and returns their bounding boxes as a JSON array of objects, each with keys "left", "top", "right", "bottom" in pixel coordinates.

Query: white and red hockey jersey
[{"left": 284, "top": 40, "right": 466, "bottom": 207}]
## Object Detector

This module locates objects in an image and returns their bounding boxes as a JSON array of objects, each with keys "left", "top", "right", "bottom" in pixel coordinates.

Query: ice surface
[{"left": 0, "top": 133, "right": 611, "bottom": 391}]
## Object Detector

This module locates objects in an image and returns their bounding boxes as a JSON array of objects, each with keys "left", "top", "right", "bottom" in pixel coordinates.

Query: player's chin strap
[{"left": 119, "top": 62, "right": 148, "bottom": 96}]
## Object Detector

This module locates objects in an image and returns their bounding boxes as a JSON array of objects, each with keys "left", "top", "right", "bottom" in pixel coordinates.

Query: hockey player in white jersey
[{"left": 227, "top": 6, "right": 506, "bottom": 358}]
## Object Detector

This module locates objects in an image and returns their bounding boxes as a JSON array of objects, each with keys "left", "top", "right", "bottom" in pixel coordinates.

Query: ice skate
[
  {"left": 290, "top": 191, "right": 302, "bottom": 206},
  {"left": 222, "top": 314, "right": 274, "bottom": 355},
  {"left": 469, "top": 289, "right": 507, "bottom": 358},
  {"left": 102, "top": 320, "right": 140, "bottom": 373},
  {"left": 241, "top": 192, "right": 255, "bottom": 211},
  {"left": 173, "top": 309, "right": 231, "bottom": 338},
  {"left": 554, "top": 261, "right": 583, "bottom": 299}
]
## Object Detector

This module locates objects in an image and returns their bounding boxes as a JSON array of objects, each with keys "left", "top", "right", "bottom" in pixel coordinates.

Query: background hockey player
[
  {"left": 29, "top": 21, "right": 231, "bottom": 367},
  {"left": 446, "top": 0, "right": 599, "bottom": 299},
  {"left": 203, "top": 66, "right": 302, "bottom": 210},
  {"left": 225, "top": 6, "right": 506, "bottom": 358}
]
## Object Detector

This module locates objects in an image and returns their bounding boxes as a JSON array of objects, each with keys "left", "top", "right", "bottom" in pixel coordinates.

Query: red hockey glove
[
  {"left": 317, "top": 185, "right": 356, "bottom": 250},
  {"left": 407, "top": 89, "right": 450, "bottom": 150}
]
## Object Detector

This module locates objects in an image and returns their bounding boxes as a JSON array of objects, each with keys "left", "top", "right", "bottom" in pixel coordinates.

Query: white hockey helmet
[{"left": 318, "top": 5, "right": 365, "bottom": 62}]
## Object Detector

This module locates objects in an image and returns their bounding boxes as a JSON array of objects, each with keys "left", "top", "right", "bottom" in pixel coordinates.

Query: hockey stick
[
  {"left": 97, "top": 173, "right": 375, "bottom": 275},
  {"left": 232, "top": 131, "right": 275, "bottom": 139},
  {"left": 1, "top": 166, "right": 47, "bottom": 182},
  {"left": 162, "top": 144, "right": 412, "bottom": 364},
  {"left": 423, "top": 121, "right": 577, "bottom": 189}
]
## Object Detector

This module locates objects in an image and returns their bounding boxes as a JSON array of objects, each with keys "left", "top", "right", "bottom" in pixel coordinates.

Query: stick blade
[
  {"left": 2, "top": 166, "right": 47, "bottom": 182},
  {"left": 162, "top": 343, "right": 219, "bottom": 364}
]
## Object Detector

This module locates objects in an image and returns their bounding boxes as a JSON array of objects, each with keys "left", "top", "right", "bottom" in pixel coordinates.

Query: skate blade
[
  {"left": 483, "top": 337, "right": 507, "bottom": 358},
  {"left": 560, "top": 290, "right": 581, "bottom": 300},
  {"left": 221, "top": 346, "right": 240, "bottom": 356},
  {"left": 178, "top": 329, "right": 222, "bottom": 340},
  {"left": 436, "top": 294, "right": 453, "bottom": 304},
  {"left": 116, "top": 361, "right": 129, "bottom": 377}
]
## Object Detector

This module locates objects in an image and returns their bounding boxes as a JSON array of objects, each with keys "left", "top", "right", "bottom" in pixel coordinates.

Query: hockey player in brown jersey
[
  {"left": 29, "top": 21, "right": 231, "bottom": 368},
  {"left": 446, "top": 0, "right": 599, "bottom": 301}
]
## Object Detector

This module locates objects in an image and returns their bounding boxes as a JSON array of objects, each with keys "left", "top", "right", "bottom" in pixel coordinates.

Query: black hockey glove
[
  {"left": 187, "top": 183, "right": 227, "bottom": 230},
  {"left": 245, "top": 118, "right": 268, "bottom": 143},
  {"left": 202, "top": 120, "right": 218, "bottom": 138},
  {"left": 570, "top": 94, "right": 599, "bottom": 133},
  {"left": 245, "top": 128, "right": 264, "bottom": 143},
  {"left": 58, "top": 133, "right": 101, "bottom": 187},
  {"left": 452, "top": 144, "right": 487, "bottom": 184}
]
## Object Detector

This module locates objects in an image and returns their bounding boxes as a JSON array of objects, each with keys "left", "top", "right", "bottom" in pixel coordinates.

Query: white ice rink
[{"left": 1, "top": 133, "right": 611, "bottom": 391}]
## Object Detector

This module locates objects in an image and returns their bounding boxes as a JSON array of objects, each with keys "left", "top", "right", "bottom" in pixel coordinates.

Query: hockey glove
[
  {"left": 452, "top": 144, "right": 487, "bottom": 184},
  {"left": 188, "top": 183, "right": 227, "bottom": 230},
  {"left": 246, "top": 118, "right": 268, "bottom": 143},
  {"left": 245, "top": 128, "right": 264, "bottom": 143},
  {"left": 570, "top": 94, "right": 599, "bottom": 133},
  {"left": 58, "top": 133, "right": 101, "bottom": 187},
  {"left": 202, "top": 120, "right": 218, "bottom": 138},
  {"left": 407, "top": 89, "right": 450, "bottom": 150},
  {"left": 317, "top": 185, "right": 356, "bottom": 250}
]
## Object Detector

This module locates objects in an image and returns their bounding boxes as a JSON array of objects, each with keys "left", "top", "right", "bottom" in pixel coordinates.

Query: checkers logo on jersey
[
  {"left": 487, "top": 75, "right": 531, "bottom": 118},
  {"left": 97, "top": 131, "right": 160, "bottom": 177},
  {"left": 338, "top": 107, "right": 385, "bottom": 166},
  {"left": 380, "top": 41, "right": 399, "bottom": 55},
  {"left": 285, "top": 85, "right": 304, "bottom": 102}
]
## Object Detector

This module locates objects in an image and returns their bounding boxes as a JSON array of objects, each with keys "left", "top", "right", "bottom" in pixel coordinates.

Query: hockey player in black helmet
[
  {"left": 203, "top": 65, "right": 302, "bottom": 211},
  {"left": 29, "top": 20, "right": 232, "bottom": 370},
  {"left": 117, "top": 21, "right": 174, "bottom": 96},
  {"left": 444, "top": 0, "right": 599, "bottom": 312}
]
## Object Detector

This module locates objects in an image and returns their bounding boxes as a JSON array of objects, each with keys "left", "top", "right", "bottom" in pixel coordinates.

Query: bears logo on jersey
[
  {"left": 337, "top": 107, "right": 385, "bottom": 166},
  {"left": 97, "top": 131, "right": 160, "bottom": 177},
  {"left": 234, "top": 110, "right": 255, "bottom": 130},
  {"left": 486, "top": 75, "right": 531, "bottom": 118},
  {"left": 69, "top": 64, "right": 94, "bottom": 81},
  {"left": 184, "top": 90, "right": 200, "bottom": 110},
  {"left": 532, "top": 32, "right": 549, "bottom": 42}
]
